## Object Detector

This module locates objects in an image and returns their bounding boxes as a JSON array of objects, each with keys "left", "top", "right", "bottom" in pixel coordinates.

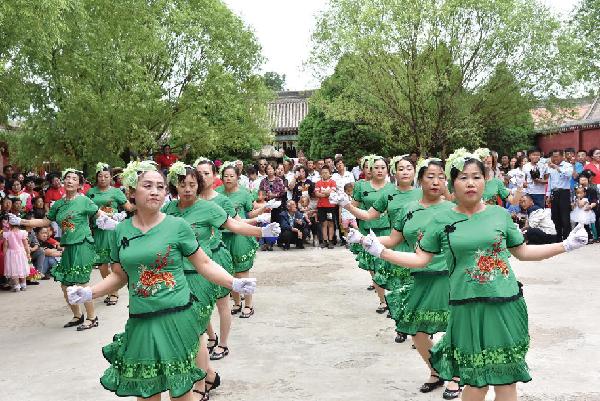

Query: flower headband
[
  {"left": 193, "top": 157, "right": 212, "bottom": 168},
  {"left": 120, "top": 160, "right": 158, "bottom": 189},
  {"left": 361, "top": 154, "right": 384, "bottom": 169},
  {"left": 219, "top": 161, "right": 237, "bottom": 177},
  {"left": 444, "top": 148, "right": 477, "bottom": 179},
  {"left": 389, "top": 154, "right": 409, "bottom": 175},
  {"left": 167, "top": 161, "right": 191, "bottom": 186},
  {"left": 473, "top": 147, "right": 491, "bottom": 161},
  {"left": 61, "top": 168, "right": 83, "bottom": 180},
  {"left": 95, "top": 162, "right": 110, "bottom": 174},
  {"left": 415, "top": 157, "right": 443, "bottom": 175}
]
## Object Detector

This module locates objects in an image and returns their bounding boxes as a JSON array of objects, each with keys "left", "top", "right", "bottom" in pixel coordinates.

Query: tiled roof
[
  {"left": 532, "top": 96, "right": 600, "bottom": 132},
  {"left": 268, "top": 91, "right": 315, "bottom": 133}
]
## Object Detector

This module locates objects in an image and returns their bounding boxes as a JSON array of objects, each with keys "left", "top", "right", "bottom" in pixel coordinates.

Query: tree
[
  {"left": 309, "top": 0, "right": 564, "bottom": 156},
  {"left": 0, "top": 0, "right": 272, "bottom": 169},
  {"left": 263, "top": 72, "right": 286, "bottom": 92},
  {"left": 569, "top": 0, "right": 600, "bottom": 89},
  {"left": 298, "top": 57, "right": 387, "bottom": 163}
]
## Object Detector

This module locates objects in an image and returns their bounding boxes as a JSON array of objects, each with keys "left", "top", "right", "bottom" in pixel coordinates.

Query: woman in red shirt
[{"left": 584, "top": 148, "right": 600, "bottom": 185}]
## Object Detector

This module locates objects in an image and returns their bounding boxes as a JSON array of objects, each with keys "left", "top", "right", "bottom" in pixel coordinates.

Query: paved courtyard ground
[{"left": 1, "top": 243, "right": 599, "bottom": 401}]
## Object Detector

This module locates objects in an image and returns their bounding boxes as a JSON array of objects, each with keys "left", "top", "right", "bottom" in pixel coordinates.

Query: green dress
[
  {"left": 162, "top": 199, "right": 228, "bottom": 324},
  {"left": 352, "top": 181, "right": 395, "bottom": 272},
  {"left": 101, "top": 215, "right": 209, "bottom": 398},
  {"left": 86, "top": 186, "right": 127, "bottom": 264},
  {"left": 483, "top": 178, "right": 510, "bottom": 205},
  {"left": 419, "top": 205, "right": 529, "bottom": 388},
  {"left": 216, "top": 186, "right": 259, "bottom": 273},
  {"left": 208, "top": 193, "right": 237, "bottom": 298},
  {"left": 48, "top": 195, "right": 99, "bottom": 286},
  {"left": 371, "top": 187, "right": 422, "bottom": 290},
  {"left": 392, "top": 200, "right": 453, "bottom": 335}
]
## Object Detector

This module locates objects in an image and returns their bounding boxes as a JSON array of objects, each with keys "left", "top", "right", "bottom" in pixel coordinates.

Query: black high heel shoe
[
  {"left": 206, "top": 372, "right": 221, "bottom": 394},
  {"left": 77, "top": 316, "right": 99, "bottom": 331},
  {"left": 207, "top": 334, "right": 219, "bottom": 353},
  {"left": 395, "top": 331, "right": 407, "bottom": 343},
  {"left": 419, "top": 373, "right": 444, "bottom": 393},
  {"left": 64, "top": 315, "right": 84, "bottom": 328},
  {"left": 442, "top": 379, "right": 462, "bottom": 399}
]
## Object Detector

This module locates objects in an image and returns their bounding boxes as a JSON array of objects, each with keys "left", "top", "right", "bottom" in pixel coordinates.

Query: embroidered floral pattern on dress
[
  {"left": 61, "top": 214, "right": 76, "bottom": 233},
  {"left": 465, "top": 235, "right": 510, "bottom": 284},
  {"left": 100, "top": 202, "right": 115, "bottom": 214},
  {"left": 133, "top": 246, "right": 176, "bottom": 297}
]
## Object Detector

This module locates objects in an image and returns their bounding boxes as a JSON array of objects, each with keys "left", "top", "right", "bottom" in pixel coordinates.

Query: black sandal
[
  {"left": 231, "top": 304, "right": 242, "bottom": 315},
  {"left": 207, "top": 334, "right": 219, "bottom": 353},
  {"left": 442, "top": 379, "right": 462, "bottom": 400},
  {"left": 210, "top": 346, "right": 229, "bottom": 361},
  {"left": 419, "top": 373, "right": 444, "bottom": 393},
  {"left": 239, "top": 306, "right": 254, "bottom": 318},
  {"left": 106, "top": 295, "right": 119, "bottom": 306},
  {"left": 375, "top": 303, "right": 388, "bottom": 314},
  {"left": 64, "top": 315, "right": 84, "bottom": 328},
  {"left": 395, "top": 331, "right": 407, "bottom": 343},
  {"left": 77, "top": 316, "right": 99, "bottom": 331},
  {"left": 192, "top": 389, "right": 209, "bottom": 401},
  {"left": 366, "top": 284, "right": 375, "bottom": 291},
  {"left": 205, "top": 372, "right": 221, "bottom": 394},
  {"left": 103, "top": 295, "right": 111, "bottom": 304}
]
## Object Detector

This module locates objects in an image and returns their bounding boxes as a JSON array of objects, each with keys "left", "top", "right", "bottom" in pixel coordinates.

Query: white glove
[
  {"left": 336, "top": 191, "right": 351, "bottom": 207},
  {"left": 345, "top": 228, "right": 364, "bottom": 244},
  {"left": 265, "top": 199, "right": 281, "bottom": 209},
  {"left": 112, "top": 211, "right": 127, "bottom": 222},
  {"left": 562, "top": 223, "right": 588, "bottom": 252},
  {"left": 67, "top": 286, "right": 93, "bottom": 304},
  {"left": 232, "top": 278, "right": 257, "bottom": 295},
  {"left": 257, "top": 213, "right": 271, "bottom": 224},
  {"left": 7, "top": 213, "right": 21, "bottom": 226},
  {"left": 261, "top": 222, "right": 281, "bottom": 237},
  {"left": 363, "top": 229, "right": 385, "bottom": 258},
  {"left": 96, "top": 215, "right": 118, "bottom": 231}
]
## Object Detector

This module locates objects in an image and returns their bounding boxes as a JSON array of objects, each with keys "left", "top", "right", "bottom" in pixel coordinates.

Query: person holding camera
[{"left": 523, "top": 149, "right": 548, "bottom": 209}]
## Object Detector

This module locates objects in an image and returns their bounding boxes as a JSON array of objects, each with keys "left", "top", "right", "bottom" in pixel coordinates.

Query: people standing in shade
[
  {"left": 217, "top": 162, "right": 280, "bottom": 320},
  {"left": 66, "top": 160, "right": 256, "bottom": 401},
  {"left": 353, "top": 150, "right": 587, "bottom": 401},
  {"left": 350, "top": 158, "right": 460, "bottom": 398},
  {"left": 11, "top": 169, "right": 106, "bottom": 330},
  {"left": 546, "top": 149, "right": 574, "bottom": 240},
  {"left": 523, "top": 149, "right": 549, "bottom": 209},
  {"left": 86, "top": 162, "right": 134, "bottom": 306},
  {"left": 259, "top": 164, "right": 286, "bottom": 231}
]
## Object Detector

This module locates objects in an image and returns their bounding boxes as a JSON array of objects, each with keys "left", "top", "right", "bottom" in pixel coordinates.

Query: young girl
[
  {"left": 255, "top": 190, "right": 276, "bottom": 251},
  {"left": 3, "top": 218, "right": 31, "bottom": 292},
  {"left": 570, "top": 186, "right": 597, "bottom": 241},
  {"left": 340, "top": 182, "right": 358, "bottom": 235}
]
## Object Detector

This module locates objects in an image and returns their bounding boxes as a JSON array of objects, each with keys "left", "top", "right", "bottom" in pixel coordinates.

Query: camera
[{"left": 529, "top": 168, "right": 540, "bottom": 180}]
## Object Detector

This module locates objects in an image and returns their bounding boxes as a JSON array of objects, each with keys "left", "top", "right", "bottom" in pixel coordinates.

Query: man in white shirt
[
  {"left": 522, "top": 149, "right": 548, "bottom": 209},
  {"left": 332, "top": 159, "right": 355, "bottom": 190},
  {"left": 307, "top": 160, "right": 321, "bottom": 183},
  {"left": 545, "top": 149, "right": 573, "bottom": 240},
  {"left": 236, "top": 160, "right": 250, "bottom": 189}
]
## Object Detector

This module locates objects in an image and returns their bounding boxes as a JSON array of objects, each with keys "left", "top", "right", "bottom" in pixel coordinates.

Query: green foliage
[
  {"left": 0, "top": 0, "right": 272, "bottom": 169},
  {"left": 309, "top": 0, "right": 563, "bottom": 157},
  {"left": 263, "top": 72, "right": 286, "bottom": 92},
  {"left": 569, "top": 0, "right": 600, "bottom": 89}
]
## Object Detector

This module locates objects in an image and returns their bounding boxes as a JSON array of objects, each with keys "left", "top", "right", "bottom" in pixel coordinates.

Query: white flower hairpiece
[
  {"left": 473, "top": 148, "right": 491, "bottom": 161},
  {"left": 444, "top": 148, "right": 477, "bottom": 179},
  {"left": 193, "top": 157, "right": 212, "bottom": 168},
  {"left": 361, "top": 154, "right": 384, "bottom": 169},
  {"left": 120, "top": 160, "right": 158, "bottom": 189},
  {"left": 389, "top": 154, "right": 409, "bottom": 175},
  {"left": 219, "top": 161, "right": 237, "bottom": 177},
  {"left": 61, "top": 168, "right": 83, "bottom": 180},
  {"left": 95, "top": 162, "right": 110, "bottom": 174},
  {"left": 416, "top": 157, "right": 443, "bottom": 175},
  {"left": 167, "top": 161, "right": 191, "bottom": 186}
]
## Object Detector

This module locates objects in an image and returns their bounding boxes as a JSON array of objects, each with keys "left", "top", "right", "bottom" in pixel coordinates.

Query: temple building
[{"left": 268, "top": 90, "right": 314, "bottom": 157}]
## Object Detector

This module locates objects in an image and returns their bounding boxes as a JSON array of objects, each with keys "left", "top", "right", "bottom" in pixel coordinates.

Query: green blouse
[
  {"left": 111, "top": 215, "right": 200, "bottom": 315},
  {"left": 86, "top": 186, "right": 127, "bottom": 228},
  {"left": 47, "top": 195, "right": 98, "bottom": 245},
  {"left": 373, "top": 187, "right": 422, "bottom": 224},
  {"left": 419, "top": 205, "right": 524, "bottom": 303},
  {"left": 216, "top": 187, "right": 254, "bottom": 219},
  {"left": 394, "top": 200, "right": 453, "bottom": 274},
  {"left": 482, "top": 178, "right": 510, "bottom": 205},
  {"left": 353, "top": 181, "right": 396, "bottom": 230}
]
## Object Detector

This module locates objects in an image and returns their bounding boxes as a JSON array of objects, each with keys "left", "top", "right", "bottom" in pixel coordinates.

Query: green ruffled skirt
[
  {"left": 211, "top": 242, "right": 234, "bottom": 299},
  {"left": 51, "top": 239, "right": 98, "bottom": 286},
  {"left": 101, "top": 301, "right": 210, "bottom": 398},
  {"left": 395, "top": 272, "right": 449, "bottom": 335},
  {"left": 92, "top": 228, "right": 116, "bottom": 265},
  {"left": 184, "top": 271, "right": 218, "bottom": 332},
  {"left": 430, "top": 296, "right": 531, "bottom": 388},
  {"left": 222, "top": 232, "right": 258, "bottom": 273},
  {"left": 357, "top": 227, "right": 390, "bottom": 272}
]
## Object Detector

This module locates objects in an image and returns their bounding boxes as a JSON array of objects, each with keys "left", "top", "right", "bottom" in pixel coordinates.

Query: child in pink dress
[{"left": 3, "top": 220, "right": 31, "bottom": 292}]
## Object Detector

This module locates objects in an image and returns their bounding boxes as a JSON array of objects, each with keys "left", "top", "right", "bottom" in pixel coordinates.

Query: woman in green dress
[
  {"left": 87, "top": 162, "right": 134, "bottom": 306},
  {"left": 474, "top": 148, "right": 523, "bottom": 206},
  {"left": 334, "top": 156, "right": 420, "bottom": 321},
  {"left": 361, "top": 159, "right": 460, "bottom": 398},
  {"left": 195, "top": 158, "right": 280, "bottom": 361},
  {"left": 352, "top": 151, "right": 588, "bottom": 401},
  {"left": 13, "top": 169, "right": 105, "bottom": 331},
  {"left": 217, "top": 163, "right": 278, "bottom": 319},
  {"left": 65, "top": 161, "right": 256, "bottom": 401}
]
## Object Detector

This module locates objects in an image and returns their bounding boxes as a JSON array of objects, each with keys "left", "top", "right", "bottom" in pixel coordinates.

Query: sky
[{"left": 223, "top": 0, "right": 579, "bottom": 91}]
